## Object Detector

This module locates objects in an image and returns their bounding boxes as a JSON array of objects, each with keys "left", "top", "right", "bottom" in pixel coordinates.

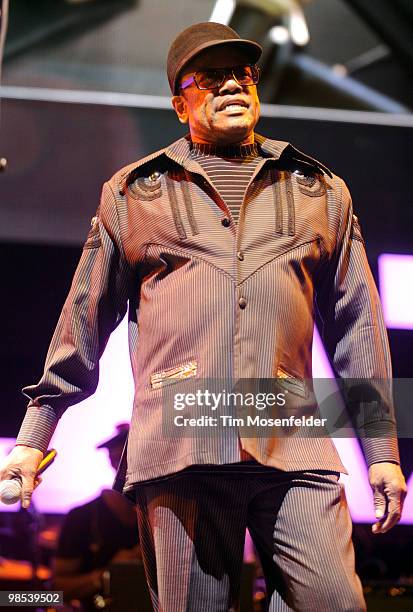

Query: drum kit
[
  {"left": 0, "top": 523, "right": 57, "bottom": 608},
  {"left": 0, "top": 521, "right": 83, "bottom": 611}
]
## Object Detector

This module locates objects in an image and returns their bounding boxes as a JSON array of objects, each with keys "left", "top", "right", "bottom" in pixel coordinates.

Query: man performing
[{"left": 0, "top": 22, "right": 407, "bottom": 612}]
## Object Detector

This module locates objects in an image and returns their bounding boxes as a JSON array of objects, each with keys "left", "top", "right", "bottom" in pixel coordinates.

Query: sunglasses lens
[
  {"left": 233, "top": 65, "right": 257, "bottom": 85},
  {"left": 194, "top": 65, "right": 259, "bottom": 90},
  {"left": 196, "top": 69, "right": 224, "bottom": 90}
]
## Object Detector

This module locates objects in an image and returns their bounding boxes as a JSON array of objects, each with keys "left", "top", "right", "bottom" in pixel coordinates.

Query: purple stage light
[
  {"left": 378, "top": 252, "right": 413, "bottom": 523},
  {"left": 312, "top": 328, "right": 375, "bottom": 523},
  {"left": 378, "top": 253, "right": 413, "bottom": 330},
  {"left": 312, "top": 328, "right": 412, "bottom": 524},
  {"left": 1, "top": 316, "right": 134, "bottom": 513}
]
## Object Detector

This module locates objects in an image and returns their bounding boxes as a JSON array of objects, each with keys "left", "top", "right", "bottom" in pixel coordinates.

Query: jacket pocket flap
[
  {"left": 275, "top": 366, "right": 309, "bottom": 398},
  {"left": 150, "top": 360, "right": 198, "bottom": 389}
]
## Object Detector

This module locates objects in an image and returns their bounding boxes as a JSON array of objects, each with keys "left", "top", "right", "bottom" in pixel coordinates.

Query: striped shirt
[
  {"left": 189, "top": 141, "right": 263, "bottom": 224},
  {"left": 184, "top": 141, "right": 278, "bottom": 477}
]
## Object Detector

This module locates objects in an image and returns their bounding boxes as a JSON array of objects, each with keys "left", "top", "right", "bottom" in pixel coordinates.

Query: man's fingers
[
  {"left": 21, "top": 477, "right": 35, "bottom": 509},
  {"left": 0, "top": 447, "right": 45, "bottom": 509},
  {"left": 369, "top": 463, "right": 407, "bottom": 534},
  {"left": 373, "top": 488, "right": 387, "bottom": 520},
  {"left": 379, "top": 511, "right": 401, "bottom": 533},
  {"left": 21, "top": 492, "right": 33, "bottom": 509},
  {"left": 371, "top": 486, "right": 387, "bottom": 534},
  {"left": 373, "top": 489, "right": 404, "bottom": 533},
  {"left": 378, "top": 491, "right": 403, "bottom": 532},
  {"left": 21, "top": 475, "right": 44, "bottom": 508}
]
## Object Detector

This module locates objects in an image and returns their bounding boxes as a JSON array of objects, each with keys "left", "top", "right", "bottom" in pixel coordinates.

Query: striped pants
[{"left": 134, "top": 468, "right": 366, "bottom": 612}]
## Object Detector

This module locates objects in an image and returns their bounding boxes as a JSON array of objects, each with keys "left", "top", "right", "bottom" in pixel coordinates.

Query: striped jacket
[{"left": 16, "top": 133, "right": 400, "bottom": 496}]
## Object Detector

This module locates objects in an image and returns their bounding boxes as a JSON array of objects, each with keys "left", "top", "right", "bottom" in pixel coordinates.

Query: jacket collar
[
  {"left": 163, "top": 132, "right": 291, "bottom": 166},
  {"left": 120, "top": 132, "right": 332, "bottom": 194}
]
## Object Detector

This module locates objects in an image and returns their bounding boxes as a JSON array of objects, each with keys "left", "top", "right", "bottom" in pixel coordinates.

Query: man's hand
[
  {"left": 0, "top": 445, "right": 44, "bottom": 509},
  {"left": 369, "top": 462, "right": 407, "bottom": 534}
]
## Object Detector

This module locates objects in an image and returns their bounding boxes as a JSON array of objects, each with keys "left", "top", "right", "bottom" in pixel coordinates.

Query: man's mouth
[{"left": 218, "top": 100, "right": 249, "bottom": 112}]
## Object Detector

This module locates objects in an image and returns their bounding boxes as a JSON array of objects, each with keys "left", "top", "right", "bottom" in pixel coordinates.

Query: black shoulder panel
[{"left": 277, "top": 144, "right": 333, "bottom": 178}]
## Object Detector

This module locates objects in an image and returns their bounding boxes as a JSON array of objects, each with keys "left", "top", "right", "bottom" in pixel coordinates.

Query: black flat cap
[
  {"left": 96, "top": 423, "right": 129, "bottom": 449},
  {"left": 167, "top": 22, "right": 262, "bottom": 95}
]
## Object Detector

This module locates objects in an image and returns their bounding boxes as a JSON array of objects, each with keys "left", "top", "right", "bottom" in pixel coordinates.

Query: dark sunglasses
[{"left": 180, "top": 64, "right": 260, "bottom": 91}]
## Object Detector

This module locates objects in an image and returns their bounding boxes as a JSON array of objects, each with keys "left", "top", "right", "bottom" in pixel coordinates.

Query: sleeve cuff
[
  {"left": 361, "top": 435, "right": 400, "bottom": 467},
  {"left": 15, "top": 404, "right": 59, "bottom": 454}
]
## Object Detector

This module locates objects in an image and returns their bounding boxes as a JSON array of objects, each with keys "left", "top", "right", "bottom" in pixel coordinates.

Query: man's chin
[{"left": 212, "top": 120, "right": 255, "bottom": 144}]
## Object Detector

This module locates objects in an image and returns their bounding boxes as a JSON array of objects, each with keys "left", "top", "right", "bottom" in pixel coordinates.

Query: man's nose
[{"left": 218, "top": 75, "right": 243, "bottom": 95}]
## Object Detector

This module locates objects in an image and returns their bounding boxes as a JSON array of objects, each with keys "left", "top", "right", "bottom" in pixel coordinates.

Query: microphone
[{"left": 0, "top": 448, "right": 57, "bottom": 505}]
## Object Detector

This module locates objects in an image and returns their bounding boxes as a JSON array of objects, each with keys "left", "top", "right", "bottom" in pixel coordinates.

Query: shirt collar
[
  {"left": 165, "top": 133, "right": 332, "bottom": 177},
  {"left": 120, "top": 132, "right": 332, "bottom": 194},
  {"left": 164, "top": 132, "right": 290, "bottom": 166}
]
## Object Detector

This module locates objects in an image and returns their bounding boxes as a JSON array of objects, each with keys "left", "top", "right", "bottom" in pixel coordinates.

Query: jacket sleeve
[
  {"left": 15, "top": 181, "right": 131, "bottom": 454},
  {"left": 316, "top": 178, "right": 400, "bottom": 467}
]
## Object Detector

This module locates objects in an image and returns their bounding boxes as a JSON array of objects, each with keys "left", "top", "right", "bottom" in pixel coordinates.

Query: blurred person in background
[{"left": 53, "top": 424, "right": 141, "bottom": 611}]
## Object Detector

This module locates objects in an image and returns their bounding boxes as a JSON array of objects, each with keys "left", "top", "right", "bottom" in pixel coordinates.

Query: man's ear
[{"left": 171, "top": 95, "right": 189, "bottom": 124}]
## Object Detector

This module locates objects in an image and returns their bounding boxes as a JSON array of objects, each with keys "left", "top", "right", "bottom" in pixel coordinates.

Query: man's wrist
[
  {"left": 14, "top": 444, "right": 44, "bottom": 457},
  {"left": 361, "top": 436, "right": 400, "bottom": 467},
  {"left": 15, "top": 404, "right": 58, "bottom": 454}
]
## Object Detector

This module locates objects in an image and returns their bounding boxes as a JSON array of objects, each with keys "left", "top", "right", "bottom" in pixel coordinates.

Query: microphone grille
[{"left": 0, "top": 479, "right": 22, "bottom": 505}]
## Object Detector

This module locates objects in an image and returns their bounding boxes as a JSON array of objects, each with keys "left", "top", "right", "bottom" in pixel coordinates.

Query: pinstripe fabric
[
  {"left": 135, "top": 467, "right": 366, "bottom": 611},
  {"left": 15, "top": 133, "right": 400, "bottom": 496},
  {"left": 188, "top": 142, "right": 262, "bottom": 224}
]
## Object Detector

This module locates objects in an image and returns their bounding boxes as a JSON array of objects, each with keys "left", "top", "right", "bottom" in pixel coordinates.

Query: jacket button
[
  {"left": 221, "top": 217, "right": 231, "bottom": 227},
  {"left": 149, "top": 171, "right": 161, "bottom": 181},
  {"left": 239, "top": 297, "right": 247, "bottom": 309},
  {"left": 237, "top": 251, "right": 244, "bottom": 261}
]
